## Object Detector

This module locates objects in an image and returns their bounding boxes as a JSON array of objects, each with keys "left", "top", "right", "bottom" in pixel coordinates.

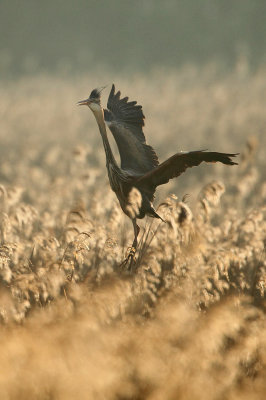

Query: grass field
[{"left": 0, "top": 66, "right": 265, "bottom": 399}]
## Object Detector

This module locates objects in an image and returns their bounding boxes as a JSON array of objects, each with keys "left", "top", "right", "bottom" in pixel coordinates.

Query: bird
[{"left": 77, "top": 84, "right": 238, "bottom": 267}]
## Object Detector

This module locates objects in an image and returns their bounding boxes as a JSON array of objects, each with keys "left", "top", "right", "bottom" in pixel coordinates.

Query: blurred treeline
[{"left": 1, "top": 0, "right": 266, "bottom": 76}]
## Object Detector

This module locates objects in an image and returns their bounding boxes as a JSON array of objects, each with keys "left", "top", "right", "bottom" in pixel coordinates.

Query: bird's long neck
[{"left": 93, "top": 108, "right": 118, "bottom": 167}]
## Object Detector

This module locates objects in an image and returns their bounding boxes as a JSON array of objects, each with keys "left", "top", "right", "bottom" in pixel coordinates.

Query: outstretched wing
[
  {"left": 104, "top": 84, "right": 159, "bottom": 174},
  {"left": 136, "top": 150, "right": 238, "bottom": 188}
]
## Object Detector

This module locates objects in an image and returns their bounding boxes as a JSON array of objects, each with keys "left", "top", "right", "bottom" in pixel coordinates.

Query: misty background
[{"left": 1, "top": 0, "right": 266, "bottom": 77}]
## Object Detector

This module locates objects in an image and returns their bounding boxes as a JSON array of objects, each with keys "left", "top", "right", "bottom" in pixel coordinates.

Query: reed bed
[{"left": 0, "top": 66, "right": 265, "bottom": 399}]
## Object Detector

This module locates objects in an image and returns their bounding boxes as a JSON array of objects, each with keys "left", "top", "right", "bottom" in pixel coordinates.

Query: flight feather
[
  {"left": 104, "top": 84, "right": 159, "bottom": 174},
  {"left": 136, "top": 150, "right": 238, "bottom": 188}
]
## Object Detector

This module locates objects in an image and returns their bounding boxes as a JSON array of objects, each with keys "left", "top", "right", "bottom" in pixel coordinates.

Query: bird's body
[{"left": 78, "top": 85, "right": 238, "bottom": 266}]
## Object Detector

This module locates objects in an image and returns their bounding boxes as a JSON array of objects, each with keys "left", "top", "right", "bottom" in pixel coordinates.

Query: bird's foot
[
  {"left": 126, "top": 246, "right": 137, "bottom": 260},
  {"left": 120, "top": 247, "right": 137, "bottom": 271}
]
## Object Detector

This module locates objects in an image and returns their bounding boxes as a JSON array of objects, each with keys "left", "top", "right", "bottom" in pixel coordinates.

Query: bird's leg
[
  {"left": 127, "top": 219, "right": 140, "bottom": 271},
  {"left": 132, "top": 218, "right": 140, "bottom": 249},
  {"left": 120, "top": 219, "right": 140, "bottom": 271}
]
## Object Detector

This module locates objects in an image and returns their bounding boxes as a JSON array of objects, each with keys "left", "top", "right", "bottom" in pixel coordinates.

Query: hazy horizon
[{"left": 1, "top": 0, "right": 266, "bottom": 77}]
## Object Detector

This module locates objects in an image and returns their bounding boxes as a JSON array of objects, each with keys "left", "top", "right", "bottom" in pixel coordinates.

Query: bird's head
[{"left": 77, "top": 86, "right": 106, "bottom": 112}]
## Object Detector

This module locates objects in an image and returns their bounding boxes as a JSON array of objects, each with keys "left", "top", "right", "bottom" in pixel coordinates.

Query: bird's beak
[{"left": 77, "top": 98, "right": 91, "bottom": 106}]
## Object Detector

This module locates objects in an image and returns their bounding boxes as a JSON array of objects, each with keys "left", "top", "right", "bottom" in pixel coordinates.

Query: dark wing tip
[
  {"left": 211, "top": 152, "right": 239, "bottom": 166},
  {"left": 109, "top": 84, "right": 115, "bottom": 98},
  {"left": 226, "top": 153, "right": 239, "bottom": 165}
]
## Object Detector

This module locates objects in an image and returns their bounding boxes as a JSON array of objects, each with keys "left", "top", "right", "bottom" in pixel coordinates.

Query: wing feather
[
  {"left": 104, "top": 84, "right": 159, "bottom": 174},
  {"left": 136, "top": 151, "right": 238, "bottom": 188}
]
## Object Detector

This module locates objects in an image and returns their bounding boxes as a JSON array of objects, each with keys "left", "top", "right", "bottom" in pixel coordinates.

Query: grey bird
[{"left": 78, "top": 85, "right": 238, "bottom": 266}]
